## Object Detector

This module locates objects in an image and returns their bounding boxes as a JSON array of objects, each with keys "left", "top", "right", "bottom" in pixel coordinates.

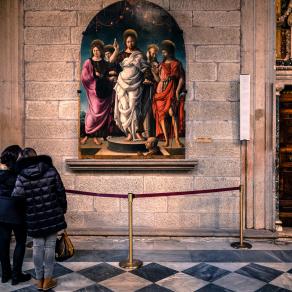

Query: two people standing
[{"left": 0, "top": 145, "right": 67, "bottom": 291}]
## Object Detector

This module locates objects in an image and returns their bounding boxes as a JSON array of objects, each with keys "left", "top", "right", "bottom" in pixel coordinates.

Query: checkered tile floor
[{"left": 2, "top": 261, "right": 292, "bottom": 291}]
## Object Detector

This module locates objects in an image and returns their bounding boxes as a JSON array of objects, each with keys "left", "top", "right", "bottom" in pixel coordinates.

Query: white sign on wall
[{"left": 240, "top": 74, "right": 251, "bottom": 141}]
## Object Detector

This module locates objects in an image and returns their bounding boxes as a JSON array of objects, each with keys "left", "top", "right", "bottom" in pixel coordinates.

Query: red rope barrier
[
  {"left": 65, "top": 186, "right": 240, "bottom": 199},
  {"left": 65, "top": 189, "right": 128, "bottom": 198},
  {"left": 134, "top": 186, "right": 240, "bottom": 198}
]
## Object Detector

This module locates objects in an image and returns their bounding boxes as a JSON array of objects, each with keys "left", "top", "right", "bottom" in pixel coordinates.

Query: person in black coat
[
  {"left": 0, "top": 145, "right": 31, "bottom": 285},
  {"left": 12, "top": 148, "right": 67, "bottom": 291}
]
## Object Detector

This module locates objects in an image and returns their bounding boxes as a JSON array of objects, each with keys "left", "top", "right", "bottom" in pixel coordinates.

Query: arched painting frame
[{"left": 79, "top": 0, "right": 186, "bottom": 159}]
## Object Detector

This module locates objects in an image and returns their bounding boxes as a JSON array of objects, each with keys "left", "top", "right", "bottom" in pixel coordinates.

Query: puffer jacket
[
  {"left": 12, "top": 155, "right": 67, "bottom": 238},
  {"left": 0, "top": 168, "right": 25, "bottom": 224}
]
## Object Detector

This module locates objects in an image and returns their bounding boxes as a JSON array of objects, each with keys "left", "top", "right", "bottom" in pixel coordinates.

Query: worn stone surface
[
  {"left": 195, "top": 82, "right": 238, "bottom": 101},
  {"left": 67, "top": 195, "right": 94, "bottom": 212},
  {"left": 24, "top": 27, "right": 70, "bottom": 44},
  {"left": 144, "top": 176, "right": 193, "bottom": 193},
  {"left": 191, "top": 121, "right": 238, "bottom": 140},
  {"left": 189, "top": 141, "right": 240, "bottom": 158},
  {"left": 170, "top": 0, "right": 240, "bottom": 11},
  {"left": 196, "top": 45, "right": 240, "bottom": 62},
  {"left": 77, "top": 11, "right": 97, "bottom": 26},
  {"left": 25, "top": 82, "right": 79, "bottom": 100},
  {"left": 121, "top": 197, "right": 168, "bottom": 213},
  {"left": 59, "top": 101, "right": 79, "bottom": 119},
  {"left": 188, "top": 101, "right": 239, "bottom": 121},
  {"left": 196, "top": 158, "right": 240, "bottom": 177},
  {"left": 199, "top": 212, "right": 238, "bottom": 229},
  {"left": 25, "top": 11, "right": 77, "bottom": 26},
  {"left": 169, "top": 10, "right": 192, "bottom": 27},
  {"left": 94, "top": 197, "right": 121, "bottom": 213},
  {"left": 25, "top": 139, "right": 78, "bottom": 156},
  {"left": 184, "top": 27, "right": 240, "bottom": 45},
  {"left": 75, "top": 175, "right": 144, "bottom": 194},
  {"left": 25, "top": 120, "right": 78, "bottom": 138},
  {"left": 26, "top": 62, "right": 74, "bottom": 81},
  {"left": 24, "top": 0, "right": 103, "bottom": 11},
  {"left": 26, "top": 101, "right": 58, "bottom": 119},
  {"left": 71, "top": 26, "right": 86, "bottom": 45},
  {"left": 25, "top": 45, "right": 80, "bottom": 62},
  {"left": 188, "top": 62, "right": 217, "bottom": 81},
  {"left": 148, "top": 0, "right": 170, "bottom": 10},
  {"left": 218, "top": 63, "right": 240, "bottom": 81},
  {"left": 192, "top": 11, "right": 240, "bottom": 27}
]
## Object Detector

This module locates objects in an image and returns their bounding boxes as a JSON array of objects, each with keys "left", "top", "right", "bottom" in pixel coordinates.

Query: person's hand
[
  {"left": 109, "top": 70, "right": 117, "bottom": 76},
  {"left": 113, "top": 38, "right": 119, "bottom": 50},
  {"left": 95, "top": 71, "right": 101, "bottom": 77},
  {"left": 143, "top": 79, "right": 152, "bottom": 84}
]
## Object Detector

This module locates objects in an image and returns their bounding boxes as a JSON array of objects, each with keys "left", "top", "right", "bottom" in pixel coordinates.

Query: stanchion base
[
  {"left": 231, "top": 242, "right": 252, "bottom": 249},
  {"left": 119, "top": 259, "right": 143, "bottom": 270}
]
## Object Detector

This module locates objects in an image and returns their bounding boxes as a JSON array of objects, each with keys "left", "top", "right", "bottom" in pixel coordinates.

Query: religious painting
[{"left": 79, "top": 0, "right": 186, "bottom": 159}]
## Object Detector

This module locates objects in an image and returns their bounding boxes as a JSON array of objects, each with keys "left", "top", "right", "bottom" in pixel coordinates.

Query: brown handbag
[{"left": 55, "top": 230, "right": 75, "bottom": 261}]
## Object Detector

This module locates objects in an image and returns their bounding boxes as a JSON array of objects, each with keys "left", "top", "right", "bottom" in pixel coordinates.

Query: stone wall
[{"left": 23, "top": 0, "right": 241, "bottom": 234}]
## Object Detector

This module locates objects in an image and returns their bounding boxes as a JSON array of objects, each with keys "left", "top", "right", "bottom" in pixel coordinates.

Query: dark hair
[
  {"left": 0, "top": 145, "right": 22, "bottom": 169},
  {"left": 161, "top": 40, "right": 176, "bottom": 58},
  {"left": 90, "top": 39, "right": 105, "bottom": 58},
  {"left": 123, "top": 29, "right": 137, "bottom": 47},
  {"left": 22, "top": 147, "right": 37, "bottom": 158}
]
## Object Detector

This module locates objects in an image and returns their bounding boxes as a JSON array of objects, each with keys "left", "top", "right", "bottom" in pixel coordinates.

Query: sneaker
[
  {"left": 11, "top": 273, "right": 32, "bottom": 285},
  {"left": 43, "top": 278, "right": 57, "bottom": 291}
]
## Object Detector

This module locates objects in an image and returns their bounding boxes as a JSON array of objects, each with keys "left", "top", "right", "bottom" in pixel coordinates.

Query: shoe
[
  {"left": 35, "top": 279, "right": 44, "bottom": 290},
  {"left": 1, "top": 272, "right": 11, "bottom": 283},
  {"left": 43, "top": 278, "right": 57, "bottom": 291},
  {"left": 11, "top": 273, "right": 32, "bottom": 285}
]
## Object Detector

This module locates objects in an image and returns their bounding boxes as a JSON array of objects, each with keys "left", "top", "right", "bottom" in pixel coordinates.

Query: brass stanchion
[
  {"left": 231, "top": 185, "right": 252, "bottom": 249},
  {"left": 119, "top": 193, "right": 143, "bottom": 270}
]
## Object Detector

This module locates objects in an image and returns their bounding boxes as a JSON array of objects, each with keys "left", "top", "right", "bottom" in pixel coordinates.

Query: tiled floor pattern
[{"left": 1, "top": 261, "right": 292, "bottom": 292}]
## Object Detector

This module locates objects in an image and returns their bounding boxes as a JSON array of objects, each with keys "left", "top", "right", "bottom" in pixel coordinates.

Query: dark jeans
[{"left": 0, "top": 223, "right": 27, "bottom": 277}]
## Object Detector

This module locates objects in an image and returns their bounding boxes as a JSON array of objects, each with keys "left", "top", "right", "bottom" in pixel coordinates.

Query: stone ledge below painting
[{"left": 66, "top": 159, "right": 197, "bottom": 171}]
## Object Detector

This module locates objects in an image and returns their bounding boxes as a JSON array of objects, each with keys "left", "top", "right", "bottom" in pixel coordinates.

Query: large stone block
[
  {"left": 71, "top": 26, "right": 85, "bottom": 45},
  {"left": 25, "top": 139, "right": 78, "bottom": 156},
  {"left": 189, "top": 140, "right": 240, "bottom": 158},
  {"left": 25, "top": 120, "right": 78, "bottom": 139},
  {"left": 59, "top": 101, "right": 79, "bottom": 120},
  {"left": 218, "top": 63, "right": 240, "bottom": 81},
  {"left": 77, "top": 11, "right": 97, "bottom": 26},
  {"left": 154, "top": 213, "right": 200, "bottom": 228},
  {"left": 24, "top": 0, "right": 103, "bottom": 11},
  {"left": 66, "top": 212, "right": 85, "bottom": 229},
  {"left": 194, "top": 176, "right": 240, "bottom": 190},
  {"left": 196, "top": 158, "right": 240, "bottom": 177},
  {"left": 188, "top": 63, "right": 216, "bottom": 81},
  {"left": 184, "top": 27, "right": 240, "bottom": 45},
  {"left": 24, "top": 27, "right": 70, "bottom": 44},
  {"left": 75, "top": 175, "right": 144, "bottom": 195},
  {"left": 149, "top": 0, "right": 170, "bottom": 10},
  {"left": 196, "top": 45, "right": 240, "bottom": 62},
  {"left": 187, "top": 101, "right": 239, "bottom": 121},
  {"left": 25, "top": 82, "right": 79, "bottom": 100},
  {"left": 25, "top": 45, "right": 80, "bottom": 62},
  {"left": 25, "top": 62, "right": 74, "bottom": 81},
  {"left": 169, "top": 11, "right": 192, "bottom": 27},
  {"left": 185, "top": 45, "right": 196, "bottom": 63},
  {"left": 170, "top": 0, "right": 240, "bottom": 11},
  {"left": 195, "top": 82, "right": 238, "bottom": 101},
  {"left": 191, "top": 121, "right": 238, "bottom": 140},
  {"left": 25, "top": 101, "right": 58, "bottom": 119},
  {"left": 25, "top": 11, "right": 77, "bottom": 26},
  {"left": 94, "top": 197, "right": 121, "bottom": 213},
  {"left": 168, "top": 194, "right": 238, "bottom": 214},
  {"left": 144, "top": 176, "right": 193, "bottom": 193},
  {"left": 67, "top": 195, "right": 94, "bottom": 212},
  {"left": 192, "top": 11, "right": 240, "bottom": 27},
  {"left": 61, "top": 175, "right": 76, "bottom": 189},
  {"left": 121, "top": 197, "right": 167, "bottom": 213},
  {"left": 82, "top": 212, "right": 127, "bottom": 228},
  {"left": 199, "top": 213, "right": 238, "bottom": 229}
]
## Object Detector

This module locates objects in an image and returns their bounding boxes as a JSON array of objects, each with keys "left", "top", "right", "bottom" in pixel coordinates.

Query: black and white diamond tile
[{"left": 6, "top": 261, "right": 292, "bottom": 292}]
